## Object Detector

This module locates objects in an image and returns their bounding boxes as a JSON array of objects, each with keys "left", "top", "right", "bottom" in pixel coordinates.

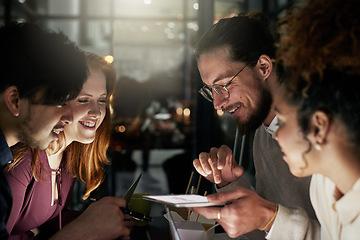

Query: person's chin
[
  {"left": 37, "top": 139, "right": 54, "bottom": 151},
  {"left": 78, "top": 136, "right": 96, "bottom": 144},
  {"left": 290, "top": 167, "right": 306, "bottom": 178}
]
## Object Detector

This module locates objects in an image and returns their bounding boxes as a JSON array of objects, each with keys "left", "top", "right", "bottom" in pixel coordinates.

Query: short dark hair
[
  {"left": 0, "top": 22, "right": 87, "bottom": 105},
  {"left": 196, "top": 12, "right": 275, "bottom": 67}
]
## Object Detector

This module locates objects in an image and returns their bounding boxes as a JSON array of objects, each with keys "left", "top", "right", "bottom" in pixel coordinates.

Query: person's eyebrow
[
  {"left": 202, "top": 69, "right": 234, "bottom": 87},
  {"left": 212, "top": 78, "right": 223, "bottom": 85},
  {"left": 79, "top": 93, "right": 107, "bottom": 97},
  {"left": 211, "top": 72, "right": 233, "bottom": 85}
]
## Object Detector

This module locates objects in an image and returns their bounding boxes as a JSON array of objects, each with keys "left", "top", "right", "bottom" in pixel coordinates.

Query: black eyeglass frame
[{"left": 199, "top": 64, "right": 247, "bottom": 102}]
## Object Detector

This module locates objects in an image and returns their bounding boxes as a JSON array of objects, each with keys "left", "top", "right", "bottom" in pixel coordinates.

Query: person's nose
[
  {"left": 60, "top": 104, "right": 73, "bottom": 125},
  {"left": 88, "top": 101, "right": 101, "bottom": 118},
  {"left": 213, "top": 93, "right": 227, "bottom": 110}
]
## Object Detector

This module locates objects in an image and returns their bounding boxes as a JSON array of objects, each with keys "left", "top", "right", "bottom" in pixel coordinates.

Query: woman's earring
[{"left": 314, "top": 143, "right": 322, "bottom": 151}]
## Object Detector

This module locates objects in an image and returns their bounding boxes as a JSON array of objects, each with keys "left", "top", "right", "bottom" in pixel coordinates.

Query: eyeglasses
[{"left": 199, "top": 64, "right": 247, "bottom": 102}]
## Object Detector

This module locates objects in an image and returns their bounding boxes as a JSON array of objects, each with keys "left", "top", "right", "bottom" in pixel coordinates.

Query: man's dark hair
[
  {"left": 196, "top": 12, "right": 275, "bottom": 67},
  {"left": 0, "top": 22, "right": 87, "bottom": 105}
]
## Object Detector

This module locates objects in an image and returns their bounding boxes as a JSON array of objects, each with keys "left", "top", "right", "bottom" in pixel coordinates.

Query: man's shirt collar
[
  {"left": 264, "top": 116, "right": 278, "bottom": 139},
  {"left": 0, "top": 129, "right": 13, "bottom": 166}
]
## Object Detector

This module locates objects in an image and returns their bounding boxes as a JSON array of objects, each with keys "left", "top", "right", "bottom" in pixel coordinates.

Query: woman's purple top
[{"left": 6, "top": 149, "right": 75, "bottom": 239}]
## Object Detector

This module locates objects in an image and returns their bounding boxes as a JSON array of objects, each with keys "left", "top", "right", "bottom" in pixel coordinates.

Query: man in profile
[
  {"left": 0, "top": 22, "right": 88, "bottom": 238},
  {"left": 191, "top": 13, "right": 319, "bottom": 239}
]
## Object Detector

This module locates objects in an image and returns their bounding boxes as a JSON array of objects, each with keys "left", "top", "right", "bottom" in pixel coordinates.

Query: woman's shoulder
[{"left": 7, "top": 149, "right": 49, "bottom": 181}]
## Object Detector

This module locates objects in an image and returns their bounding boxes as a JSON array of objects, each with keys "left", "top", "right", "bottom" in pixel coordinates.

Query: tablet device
[
  {"left": 143, "top": 194, "right": 225, "bottom": 207},
  {"left": 123, "top": 173, "right": 142, "bottom": 208}
]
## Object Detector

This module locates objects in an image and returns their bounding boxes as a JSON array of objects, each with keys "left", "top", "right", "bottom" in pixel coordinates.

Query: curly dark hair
[
  {"left": 284, "top": 70, "right": 360, "bottom": 149},
  {"left": 278, "top": 0, "right": 360, "bottom": 152},
  {"left": 279, "top": 0, "right": 360, "bottom": 81}
]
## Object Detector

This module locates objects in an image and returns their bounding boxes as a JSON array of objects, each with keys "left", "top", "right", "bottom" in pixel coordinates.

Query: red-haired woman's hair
[{"left": 7, "top": 144, "right": 40, "bottom": 180}]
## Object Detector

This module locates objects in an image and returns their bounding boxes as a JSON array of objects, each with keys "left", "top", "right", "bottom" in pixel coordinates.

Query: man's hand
[
  {"left": 193, "top": 145, "right": 244, "bottom": 187},
  {"left": 51, "top": 196, "right": 132, "bottom": 240},
  {"left": 189, "top": 188, "right": 277, "bottom": 238}
]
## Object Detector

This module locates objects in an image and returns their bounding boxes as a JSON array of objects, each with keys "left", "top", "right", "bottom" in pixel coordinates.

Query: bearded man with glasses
[{"left": 189, "top": 12, "right": 320, "bottom": 240}]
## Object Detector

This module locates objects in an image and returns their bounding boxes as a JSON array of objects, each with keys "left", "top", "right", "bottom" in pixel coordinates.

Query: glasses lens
[
  {"left": 199, "top": 86, "right": 213, "bottom": 102},
  {"left": 213, "top": 85, "right": 228, "bottom": 99}
]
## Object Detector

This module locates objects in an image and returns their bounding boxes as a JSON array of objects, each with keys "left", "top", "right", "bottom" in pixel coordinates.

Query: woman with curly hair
[
  {"left": 275, "top": 0, "right": 360, "bottom": 239},
  {"left": 5, "top": 52, "right": 132, "bottom": 239}
]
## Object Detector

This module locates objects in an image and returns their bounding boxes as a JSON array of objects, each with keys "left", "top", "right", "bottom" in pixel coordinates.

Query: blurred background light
[{"left": 104, "top": 55, "right": 114, "bottom": 64}]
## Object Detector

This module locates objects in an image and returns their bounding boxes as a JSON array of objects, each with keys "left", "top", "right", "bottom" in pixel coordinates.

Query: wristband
[{"left": 259, "top": 204, "right": 278, "bottom": 231}]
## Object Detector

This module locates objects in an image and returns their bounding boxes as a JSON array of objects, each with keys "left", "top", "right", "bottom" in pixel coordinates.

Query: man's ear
[
  {"left": 257, "top": 54, "right": 272, "bottom": 80},
  {"left": 4, "top": 86, "right": 21, "bottom": 117},
  {"left": 310, "top": 110, "right": 330, "bottom": 144}
]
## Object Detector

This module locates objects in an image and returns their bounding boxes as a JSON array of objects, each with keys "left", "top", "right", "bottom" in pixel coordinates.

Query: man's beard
[
  {"left": 236, "top": 87, "right": 272, "bottom": 135},
  {"left": 16, "top": 105, "right": 43, "bottom": 150}
]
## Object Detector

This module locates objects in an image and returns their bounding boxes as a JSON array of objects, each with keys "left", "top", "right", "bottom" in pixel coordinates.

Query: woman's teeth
[
  {"left": 52, "top": 129, "right": 62, "bottom": 134},
  {"left": 82, "top": 121, "right": 95, "bottom": 127}
]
